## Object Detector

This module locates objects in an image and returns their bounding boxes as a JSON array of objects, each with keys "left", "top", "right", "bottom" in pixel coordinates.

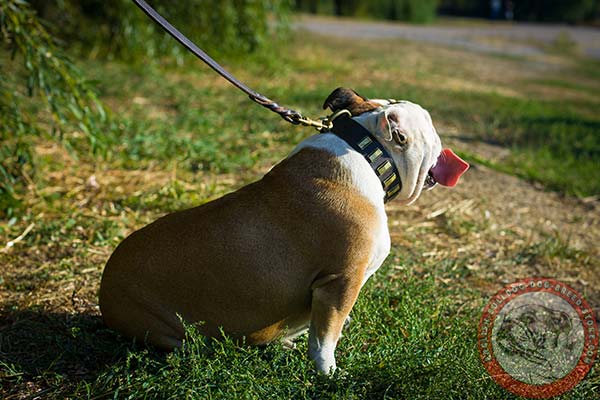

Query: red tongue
[{"left": 430, "top": 148, "right": 469, "bottom": 187}]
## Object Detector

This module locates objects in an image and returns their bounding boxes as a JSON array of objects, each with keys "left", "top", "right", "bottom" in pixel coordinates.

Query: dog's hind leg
[
  {"left": 308, "top": 269, "right": 365, "bottom": 374},
  {"left": 281, "top": 323, "right": 309, "bottom": 349}
]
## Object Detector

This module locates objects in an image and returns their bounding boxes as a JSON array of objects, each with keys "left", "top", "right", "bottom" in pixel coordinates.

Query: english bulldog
[{"left": 99, "top": 88, "right": 468, "bottom": 374}]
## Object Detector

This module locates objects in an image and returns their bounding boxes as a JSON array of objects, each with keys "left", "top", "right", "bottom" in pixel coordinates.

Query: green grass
[
  {"left": 2, "top": 252, "right": 597, "bottom": 399},
  {"left": 2, "top": 24, "right": 600, "bottom": 399},
  {"left": 446, "top": 91, "right": 600, "bottom": 197},
  {"left": 5, "top": 30, "right": 600, "bottom": 200}
]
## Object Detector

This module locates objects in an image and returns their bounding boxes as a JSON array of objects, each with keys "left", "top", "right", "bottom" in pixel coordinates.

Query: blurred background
[{"left": 296, "top": 0, "right": 599, "bottom": 23}]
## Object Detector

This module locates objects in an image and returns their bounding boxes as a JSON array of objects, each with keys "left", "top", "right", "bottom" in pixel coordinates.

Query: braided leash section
[{"left": 250, "top": 94, "right": 304, "bottom": 124}]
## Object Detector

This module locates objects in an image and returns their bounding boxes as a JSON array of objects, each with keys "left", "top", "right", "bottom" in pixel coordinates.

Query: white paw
[
  {"left": 315, "top": 358, "right": 337, "bottom": 375},
  {"left": 343, "top": 315, "right": 352, "bottom": 330},
  {"left": 281, "top": 338, "right": 297, "bottom": 350},
  {"left": 309, "top": 344, "right": 337, "bottom": 375}
]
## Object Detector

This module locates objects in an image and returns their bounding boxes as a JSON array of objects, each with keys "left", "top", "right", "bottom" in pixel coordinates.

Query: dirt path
[{"left": 296, "top": 15, "right": 600, "bottom": 59}]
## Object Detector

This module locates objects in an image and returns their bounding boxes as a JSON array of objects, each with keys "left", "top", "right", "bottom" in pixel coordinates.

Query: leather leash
[
  {"left": 131, "top": 1, "right": 402, "bottom": 202},
  {"left": 131, "top": 0, "right": 330, "bottom": 130}
]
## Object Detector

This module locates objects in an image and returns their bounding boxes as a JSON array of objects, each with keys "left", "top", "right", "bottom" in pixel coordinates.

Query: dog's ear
[
  {"left": 378, "top": 108, "right": 398, "bottom": 142},
  {"left": 322, "top": 87, "right": 381, "bottom": 116}
]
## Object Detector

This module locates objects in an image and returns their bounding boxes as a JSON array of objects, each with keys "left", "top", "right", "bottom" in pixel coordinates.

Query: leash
[
  {"left": 131, "top": 1, "right": 403, "bottom": 202},
  {"left": 131, "top": 0, "right": 331, "bottom": 131}
]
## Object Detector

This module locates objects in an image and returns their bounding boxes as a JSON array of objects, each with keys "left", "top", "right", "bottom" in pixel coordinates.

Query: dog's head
[{"left": 323, "top": 88, "right": 467, "bottom": 205}]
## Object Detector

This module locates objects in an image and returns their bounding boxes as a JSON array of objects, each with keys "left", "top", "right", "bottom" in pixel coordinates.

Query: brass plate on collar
[
  {"left": 377, "top": 161, "right": 392, "bottom": 176},
  {"left": 368, "top": 148, "right": 383, "bottom": 163},
  {"left": 358, "top": 136, "right": 372, "bottom": 149},
  {"left": 387, "top": 183, "right": 401, "bottom": 197},
  {"left": 383, "top": 174, "right": 397, "bottom": 188}
]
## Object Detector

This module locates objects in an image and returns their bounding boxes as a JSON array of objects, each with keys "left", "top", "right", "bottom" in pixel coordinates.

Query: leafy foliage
[
  {"left": 0, "top": 0, "right": 289, "bottom": 217},
  {"left": 300, "top": 0, "right": 600, "bottom": 23},
  {"left": 367, "top": 0, "right": 439, "bottom": 22},
  {"left": 512, "top": 0, "right": 597, "bottom": 23},
  {"left": 0, "top": 0, "right": 109, "bottom": 217},
  {"left": 295, "top": 0, "right": 439, "bottom": 23},
  {"left": 0, "top": 79, "right": 33, "bottom": 216},
  {"left": 29, "top": 0, "right": 291, "bottom": 62}
]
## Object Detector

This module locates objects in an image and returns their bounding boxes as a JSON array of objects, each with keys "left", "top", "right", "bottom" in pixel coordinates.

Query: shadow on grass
[
  {"left": 0, "top": 309, "right": 138, "bottom": 395},
  {"left": 520, "top": 116, "right": 600, "bottom": 132},
  {"left": 517, "top": 116, "right": 600, "bottom": 157}
]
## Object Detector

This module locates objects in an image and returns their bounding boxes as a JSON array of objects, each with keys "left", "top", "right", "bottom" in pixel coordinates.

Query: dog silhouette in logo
[{"left": 496, "top": 304, "right": 577, "bottom": 382}]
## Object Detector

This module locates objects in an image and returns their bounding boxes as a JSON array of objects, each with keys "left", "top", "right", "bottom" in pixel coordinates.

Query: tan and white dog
[{"left": 99, "top": 88, "right": 468, "bottom": 374}]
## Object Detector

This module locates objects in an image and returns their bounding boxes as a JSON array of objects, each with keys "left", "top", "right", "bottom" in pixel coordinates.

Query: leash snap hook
[{"left": 318, "top": 109, "right": 351, "bottom": 133}]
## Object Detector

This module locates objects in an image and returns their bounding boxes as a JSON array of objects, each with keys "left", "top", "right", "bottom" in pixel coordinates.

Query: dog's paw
[
  {"left": 343, "top": 315, "right": 352, "bottom": 330},
  {"left": 315, "top": 359, "right": 337, "bottom": 375},
  {"left": 281, "top": 338, "right": 297, "bottom": 350},
  {"left": 310, "top": 348, "right": 337, "bottom": 375}
]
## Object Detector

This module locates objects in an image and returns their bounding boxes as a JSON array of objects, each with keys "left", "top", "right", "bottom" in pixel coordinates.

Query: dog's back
[{"left": 99, "top": 147, "right": 381, "bottom": 348}]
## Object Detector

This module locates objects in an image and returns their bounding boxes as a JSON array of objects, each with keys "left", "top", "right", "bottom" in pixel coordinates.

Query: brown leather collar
[{"left": 329, "top": 114, "right": 402, "bottom": 203}]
